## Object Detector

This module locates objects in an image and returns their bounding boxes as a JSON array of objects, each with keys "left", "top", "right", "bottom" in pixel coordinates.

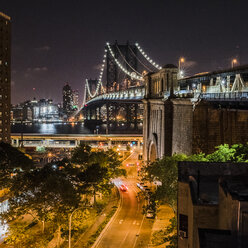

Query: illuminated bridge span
[
  {"left": 85, "top": 86, "right": 145, "bottom": 105},
  {"left": 80, "top": 41, "right": 248, "bottom": 133}
]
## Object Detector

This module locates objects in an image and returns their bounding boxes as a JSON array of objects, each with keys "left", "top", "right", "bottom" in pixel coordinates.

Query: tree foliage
[
  {"left": 2, "top": 143, "right": 124, "bottom": 246},
  {"left": 0, "top": 142, "right": 33, "bottom": 187},
  {"left": 145, "top": 143, "right": 248, "bottom": 248}
]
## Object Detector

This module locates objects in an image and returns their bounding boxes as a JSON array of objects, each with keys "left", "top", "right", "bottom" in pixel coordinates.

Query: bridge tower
[{"left": 106, "top": 41, "right": 138, "bottom": 92}]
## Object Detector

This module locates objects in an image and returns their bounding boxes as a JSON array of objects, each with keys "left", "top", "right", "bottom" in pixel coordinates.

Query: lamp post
[
  {"left": 69, "top": 206, "right": 91, "bottom": 248},
  {"left": 178, "top": 57, "right": 185, "bottom": 79},
  {"left": 232, "top": 58, "right": 237, "bottom": 68}
]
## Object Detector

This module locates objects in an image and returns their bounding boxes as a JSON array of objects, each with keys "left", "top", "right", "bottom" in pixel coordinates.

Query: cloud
[
  {"left": 27, "top": 67, "right": 48, "bottom": 72},
  {"left": 25, "top": 67, "right": 48, "bottom": 78},
  {"left": 184, "top": 60, "right": 197, "bottom": 68},
  {"left": 93, "top": 64, "right": 102, "bottom": 70},
  {"left": 35, "top": 46, "right": 51, "bottom": 51}
]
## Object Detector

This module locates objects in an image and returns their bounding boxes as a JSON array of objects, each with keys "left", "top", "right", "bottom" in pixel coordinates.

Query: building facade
[
  {"left": 72, "top": 89, "right": 79, "bottom": 110},
  {"left": 12, "top": 98, "right": 60, "bottom": 122},
  {"left": 178, "top": 162, "right": 248, "bottom": 248},
  {"left": 0, "top": 12, "right": 11, "bottom": 143},
  {"left": 62, "top": 83, "right": 73, "bottom": 116}
]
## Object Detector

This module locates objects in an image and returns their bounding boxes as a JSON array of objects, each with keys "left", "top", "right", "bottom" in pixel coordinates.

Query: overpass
[{"left": 11, "top": 133, "right": 143, "bottom": 149}]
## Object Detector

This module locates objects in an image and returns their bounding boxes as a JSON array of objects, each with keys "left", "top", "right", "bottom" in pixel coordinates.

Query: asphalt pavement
[{"left": 92, "top": 178, "right": 154, "bottom": 248}]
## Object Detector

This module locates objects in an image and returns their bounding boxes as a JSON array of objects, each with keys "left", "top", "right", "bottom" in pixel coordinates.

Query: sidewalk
[
  {"left": 72, "top": 187, "right": 120, "bottom": 248},
  {"left": 149, "top": 204, "right": 174, "bottom": 247}
]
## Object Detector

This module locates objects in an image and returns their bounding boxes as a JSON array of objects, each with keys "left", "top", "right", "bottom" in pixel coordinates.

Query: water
[{"left": 11, "top": 122, "right": 92, "bottom": 134}]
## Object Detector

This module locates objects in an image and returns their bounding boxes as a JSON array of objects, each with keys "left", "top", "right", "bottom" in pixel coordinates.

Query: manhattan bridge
[
  {"left": 80, "top": 41, "right": 248, "bottom": 134},
  {"left": 81, "top": 41, "right": 159, "bottom": 134}
]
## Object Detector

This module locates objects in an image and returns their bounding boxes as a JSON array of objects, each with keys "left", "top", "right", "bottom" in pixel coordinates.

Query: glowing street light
[
  {"left": 69, "top": 206, "right": 91, "bottom": 248},
  {"left": 178, "top": 57, "right": 185, "bottom": 79},
  {"left": 232, "top": 58, "right": 238, "bottom": 68}
]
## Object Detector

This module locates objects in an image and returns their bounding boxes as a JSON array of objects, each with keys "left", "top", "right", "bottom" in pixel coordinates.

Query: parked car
[{"left": 146, "top": 209, "right": 155, "bottom": 219}]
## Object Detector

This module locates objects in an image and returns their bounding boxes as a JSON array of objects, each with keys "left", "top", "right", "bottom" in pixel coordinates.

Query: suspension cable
[
  {"left": 106, "top": 42, "right": 144, "bottom": 81},
  {"left": 115, "top": 44, "right": 142, "bottom": 76},
  {"left": 135, "top": 43, "right": 162, "bottom": 70},
  {"left": 128, "top": 45, "right": 153, "bottom": 72}
]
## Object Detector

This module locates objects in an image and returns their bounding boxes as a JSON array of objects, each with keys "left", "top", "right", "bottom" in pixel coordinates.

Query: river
[{"left": 11, "top": 122, "right": 92, "bottom": 134}]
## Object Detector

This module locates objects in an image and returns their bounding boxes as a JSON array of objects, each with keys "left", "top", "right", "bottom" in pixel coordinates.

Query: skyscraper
[
  {"left": 0, "top": 12, "right": 11, "bottom": 143},
  {"left": 72, "top": 89, "right": 79, "bottom": 110},
  {"left": 62, "top": 83, "right": 73, "bottom": 116}
]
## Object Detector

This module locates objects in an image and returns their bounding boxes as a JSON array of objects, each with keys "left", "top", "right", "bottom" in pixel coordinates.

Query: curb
[{"left": 91, "top": 186, "right": 122, "bottom": 248}]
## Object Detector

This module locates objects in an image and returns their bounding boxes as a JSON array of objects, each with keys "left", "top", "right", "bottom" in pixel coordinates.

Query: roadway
[{"left": 93, "top": 177, "right": 154, "bottom": 248}]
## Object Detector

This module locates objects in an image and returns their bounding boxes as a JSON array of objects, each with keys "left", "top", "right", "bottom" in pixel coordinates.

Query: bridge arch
[{"left": 148, "top": 133, "right": 158, "bottom": 162}]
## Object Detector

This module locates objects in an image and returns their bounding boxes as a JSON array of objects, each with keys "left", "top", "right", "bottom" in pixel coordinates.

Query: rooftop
[
  {"left": 179, "top": 64, "right": 248, "bottom": 81},
  {"left": 220, "top": 176, "right": 248, "bottom": 201}
]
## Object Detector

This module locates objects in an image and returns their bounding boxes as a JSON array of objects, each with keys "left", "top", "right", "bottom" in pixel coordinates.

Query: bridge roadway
[{"left": 11, "top": 133, "right": 143, "bottom": 149}]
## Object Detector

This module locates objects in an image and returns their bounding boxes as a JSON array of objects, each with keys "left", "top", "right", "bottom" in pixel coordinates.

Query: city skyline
[{"left": 2, "top": 0, "right": 248, "bottom": 104}]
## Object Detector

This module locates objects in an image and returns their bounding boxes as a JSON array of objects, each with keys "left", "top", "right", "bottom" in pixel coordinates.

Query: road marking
[
  {"left": 92, "top": 186, "right": 123, "bottom": 248},
  {"left": 119, "top": 219, "right": 123, "bottom": 224},
  {"left": 136, "top": 222, "right": 140, "bottom": 225},
  {"left": 133, "top": 220, "right": 136, "bottom": 225}
]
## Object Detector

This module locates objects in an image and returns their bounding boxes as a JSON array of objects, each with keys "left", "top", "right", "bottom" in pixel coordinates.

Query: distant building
[
  {"left": 63, "top": 83, "right": 73, "bottom": 116},
  {"left": 0, "top": 12, "right": 11, "bottom": 143},
  {"left": 178, "top": 161, "right": 248, "bottom": 248},
  {"left": 72, "top": 89, "right": 79, "bottom": 110},
  {"left": 12, "top": 98, "right": 59, "bottom": 122},
  {"left": 32, "top": 99, "right": 59, "bottom": 121}
]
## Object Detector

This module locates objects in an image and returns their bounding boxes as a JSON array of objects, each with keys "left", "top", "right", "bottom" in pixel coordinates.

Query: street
[{"left": 93, "top": 178, "right": 154, "bottom": 248}]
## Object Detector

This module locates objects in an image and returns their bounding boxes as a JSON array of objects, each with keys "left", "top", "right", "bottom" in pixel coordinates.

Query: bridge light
[{"left": 232, "top": 58, "right": 238, "bottom": 68}]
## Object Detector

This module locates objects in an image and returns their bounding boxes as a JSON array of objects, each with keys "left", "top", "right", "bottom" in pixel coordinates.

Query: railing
[
  {"left": 86, "top": 86, "right": 145, "bottom": 104},
  {"left": 86, "top": 87, "right": 248, "bottom": 105},
  {"left": 200, "top": 92, "right": 248, "bottom": 100}
]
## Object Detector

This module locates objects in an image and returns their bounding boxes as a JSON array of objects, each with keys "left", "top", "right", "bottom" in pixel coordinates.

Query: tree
[
  {"left": 144, "top": 154, "right": 188, "bottom": 212},
  {"left": 71, "top": 144, "right": 91, "bottom": 167},
  {"left": 145, "top": 143, "right": 248, "bottom": 248},
  {"left": 2, "top": 164, "right": 81, "bottom": 246},
  {"left": 0, "top": 142, "right": 33, "bottom": 187}
]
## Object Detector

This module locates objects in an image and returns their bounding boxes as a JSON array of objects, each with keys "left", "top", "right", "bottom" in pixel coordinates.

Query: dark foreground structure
[
  {"left": 0, "top": 12, "right": 11, "bottom": 143},
  {"left": 178, "top": 162, "right": 248, "bottom": 248}
]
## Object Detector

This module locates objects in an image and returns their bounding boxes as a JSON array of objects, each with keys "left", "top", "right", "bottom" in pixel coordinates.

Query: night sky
[{"left": 2, "top": 0, "right": 248, "bottom": 104}]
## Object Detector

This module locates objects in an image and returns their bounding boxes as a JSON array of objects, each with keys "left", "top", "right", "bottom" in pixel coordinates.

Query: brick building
[
  {"left": 178, "top": 161, "right": 248, "bottom": 248},
  {"left": 0, "top": 12, "right": 11, "bottom": 143}
]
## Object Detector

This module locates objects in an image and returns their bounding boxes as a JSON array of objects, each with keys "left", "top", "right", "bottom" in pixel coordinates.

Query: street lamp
[
  {"left": 178, "top": 57, "right": 185, "bottom": 79},
  {"left": 68, "top": 206, "right": 91, "bottom": 248},
  {"left": 232, "top": 58, "right": 237, "bottom": 68}
]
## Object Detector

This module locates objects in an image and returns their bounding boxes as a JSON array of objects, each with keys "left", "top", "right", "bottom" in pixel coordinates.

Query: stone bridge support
[{"left": 143, "top": 98, "right": 193, "bottom": 162}]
